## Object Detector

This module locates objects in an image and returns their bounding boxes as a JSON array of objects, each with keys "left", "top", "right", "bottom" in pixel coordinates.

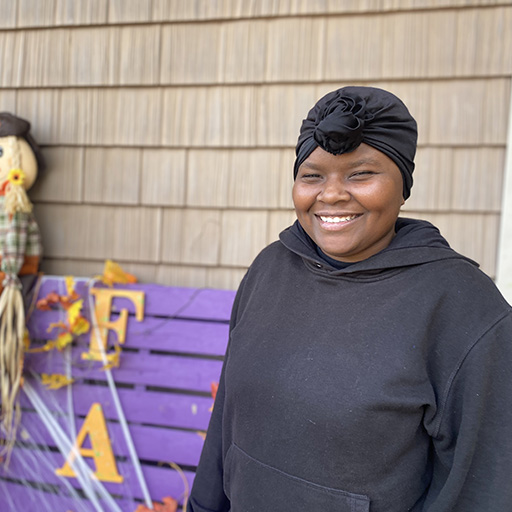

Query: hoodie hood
[{"left": 279, "top": 217, "right": 477, "bottom": 274}]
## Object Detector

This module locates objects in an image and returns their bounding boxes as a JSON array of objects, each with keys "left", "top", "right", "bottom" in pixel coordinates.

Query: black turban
[{"left": 293, "top": 86, "right": 417, "bottom": 199}]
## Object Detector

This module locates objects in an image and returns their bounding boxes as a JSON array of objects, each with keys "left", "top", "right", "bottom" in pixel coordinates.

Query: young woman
[{"left": 188, "top": 86, "right": 512, "bottom": 511}]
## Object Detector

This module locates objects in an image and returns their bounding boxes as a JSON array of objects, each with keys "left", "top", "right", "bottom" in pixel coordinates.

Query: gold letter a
[{"left": 55, "top": 402, "right": 123, "bottom": 483}]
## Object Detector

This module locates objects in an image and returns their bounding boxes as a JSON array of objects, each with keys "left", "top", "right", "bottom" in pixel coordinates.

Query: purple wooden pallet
[
  {"left": 1, "top": 279, "right": 233, "bottom": 511},
  {"left": 0, "top": 480, "right": 142, "bottom": 512},
  {"left": 25, "top": 348, "right": 223, "bottom": 393},
  {"left": 28, "top": 315, "right": 230, "bottom": 356},
  {"left": 6, "top": 446, "right": 195, "bottom": 503},
  {"left": 18, "top": 410, "right": 205, "bottom": 467},
  {"left": 20, "top": 383, "right": 214, "bottom": 431},
  {"left": 34, "top": 278, "right": 235, "bottom": 321}
]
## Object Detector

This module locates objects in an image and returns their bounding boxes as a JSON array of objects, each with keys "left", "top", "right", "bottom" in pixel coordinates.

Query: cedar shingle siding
[{"left": 2, "top": 0, "right": 510, "bottom": 289}]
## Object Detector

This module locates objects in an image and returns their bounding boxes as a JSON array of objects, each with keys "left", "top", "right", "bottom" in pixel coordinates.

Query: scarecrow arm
[{"left": 1, "top": 210, "right": 29, "bottom": 281}]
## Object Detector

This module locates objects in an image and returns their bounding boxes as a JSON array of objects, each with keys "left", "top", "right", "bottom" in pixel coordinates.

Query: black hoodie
[{"left": 189, "top": 218, "right": 512, "bottom": 512}]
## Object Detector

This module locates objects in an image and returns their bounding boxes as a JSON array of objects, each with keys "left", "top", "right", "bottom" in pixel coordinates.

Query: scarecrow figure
[{"left": 0, "top": 113, "right": 43, "bottom": 458}]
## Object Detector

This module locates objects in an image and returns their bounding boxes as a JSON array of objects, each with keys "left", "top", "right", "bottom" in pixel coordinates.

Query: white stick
[
  {"left": 87, "top": 280, "right": 154, "bottom": 509},
  {"left": 23, "top": 380, "right": 122, "bottom": 512}
]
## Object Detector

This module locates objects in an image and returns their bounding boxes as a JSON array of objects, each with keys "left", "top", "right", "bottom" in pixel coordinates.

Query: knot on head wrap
[{"left": 294, "top": 87, "right": 417, "bottom": 199}]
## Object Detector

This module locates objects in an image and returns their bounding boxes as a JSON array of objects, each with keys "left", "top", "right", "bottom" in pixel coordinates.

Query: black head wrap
[
  {"left": 294, "top": 86, "right": 417, "bottom": 199},
  {"left": 0, "top": 112, "right": 45, "bottom": 172}
]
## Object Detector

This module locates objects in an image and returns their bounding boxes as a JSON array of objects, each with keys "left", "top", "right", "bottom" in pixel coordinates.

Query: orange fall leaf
[
  {"left": 100, "top": 260, "right": 137, "bottom": 286},
  {"left": 26, "top": 340, "right": 57, "bottom": 353},
  {"left": 35, "top": 299, "right": 52, "bottom": 311},
  {"left": 46, "top": 291, "right": 61, "bottom": 303},
  {"left": 55, "top": 332, "right": 74, "bottom": 350},
  {"left": 211, "top": 382, "right": 219, "bottom": 401},
  {"left": 209, "top": 381, "right": 219, "bottom": 412},
  {"left": 71, "top": 316, "right": 90, "bottom": 336},
  {"left": 47, "top": 322, "right": 69, "bottom": 334},
  {"left": 60, "top": 293, "right": 80, "bottom": 309},
  {"left": 135, "top": 497, "right": 178, "bottom": 512}
]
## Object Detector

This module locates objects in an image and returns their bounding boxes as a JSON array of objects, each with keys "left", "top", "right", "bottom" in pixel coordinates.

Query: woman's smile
[{"left": 315, "top": 213, "right": 362, "bottom": 229}]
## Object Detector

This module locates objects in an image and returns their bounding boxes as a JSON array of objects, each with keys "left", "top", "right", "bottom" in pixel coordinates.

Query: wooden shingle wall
[{"left": 1, "top": 0, "right": 510, "bottom": 289}]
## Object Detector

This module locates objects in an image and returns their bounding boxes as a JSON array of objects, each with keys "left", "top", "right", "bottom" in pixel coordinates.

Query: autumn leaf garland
[{"left": 28, "top": 277, "right": 91, "bottom": 354}]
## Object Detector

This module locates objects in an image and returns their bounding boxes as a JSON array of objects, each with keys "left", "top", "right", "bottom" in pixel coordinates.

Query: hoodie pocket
[{"left": 223, "top": 443, "right": 370, "bottom": 512}]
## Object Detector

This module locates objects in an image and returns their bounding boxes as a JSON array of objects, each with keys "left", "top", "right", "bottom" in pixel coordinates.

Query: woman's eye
[
  {"left": 351, "top": 170, "right": 375, "bottom": 179},
  {"left": 0, "top": 147, "right": 3, "bottom": 157}
]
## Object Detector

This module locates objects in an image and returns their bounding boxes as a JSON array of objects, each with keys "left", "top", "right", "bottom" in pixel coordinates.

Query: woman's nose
[{"left": 317, "top": 177, "right": 350, "bottom": 203}]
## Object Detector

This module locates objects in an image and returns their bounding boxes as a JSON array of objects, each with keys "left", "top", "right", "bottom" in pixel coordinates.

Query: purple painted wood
[
  {"left": 178, "top": 288, "right": 236, "bottom": 321},
  {"left": 27, "top": 307, "right": 85, "bottom": 339},
  {"left": 18, "top": 410, "right": 205, "bottom": 467},
  {"left": 20, "top": 384, "right": 215, "bottom": 431},
  {"left": 34, "top": 277, "right": 235, "bottom": 320},
  {"left": 113, "top": 317, "right": 229, "bottom": 355},
  {"left": 28, "top": 315, "right": 230, "bottom": 356},
  {"left": 6, "top": 446, "right": 195, "bottom": 503},
  {"left": 0, "top": 480, "right": 141, "bottom": 512},
  {"left": 1, "top": 480, "right": 116, "bottom": 512},
  {"left": 25, "top": 348, "right": 223, "bottom": 393},
  {"left": 107, "top": 285, "right": 235, "bottom": 321}
]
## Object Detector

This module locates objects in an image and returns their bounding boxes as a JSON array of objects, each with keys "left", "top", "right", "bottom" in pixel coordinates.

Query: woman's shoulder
[
  {"left": 248, "top": 239, "right": 295, "bottom": 269},
  {"left": 418, "top": 256, "right": 511, "bottom": 333},
  {"left": 427, "top": 256, "right": 505, "bottom": 298}
]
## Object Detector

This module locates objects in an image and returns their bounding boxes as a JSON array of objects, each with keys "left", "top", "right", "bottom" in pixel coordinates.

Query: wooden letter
[
  {"left": 56, "top": 403, "right": 123, "bottom": 483},
  {"left": 82, "top": 288, "right": 144, "bottom": 362}
]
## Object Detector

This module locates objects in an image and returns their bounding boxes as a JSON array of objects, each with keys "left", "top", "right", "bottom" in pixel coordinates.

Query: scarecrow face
[{"left": 0, "top": 136, "right": 38, "bottom": 190}]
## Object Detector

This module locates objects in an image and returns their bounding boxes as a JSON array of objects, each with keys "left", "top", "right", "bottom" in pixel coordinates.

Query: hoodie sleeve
[
  {"left": 188, "top": 276, "right": 248, "bottom": 512},
  {"left": 187, "top": 355, "right": 230, "bottom": 512},
  {"left": 426, "top": 311, "right": 512, "bottom": 511}
]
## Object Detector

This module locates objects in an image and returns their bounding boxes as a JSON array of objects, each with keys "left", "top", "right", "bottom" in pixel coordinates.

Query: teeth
[{"left": 319, "top": 215, "right": 358, "bottom": 223}]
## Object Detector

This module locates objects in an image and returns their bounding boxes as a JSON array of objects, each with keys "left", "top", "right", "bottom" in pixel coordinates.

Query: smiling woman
[{"left": 188, "top": 87, "right": 512, "bottom": 512}]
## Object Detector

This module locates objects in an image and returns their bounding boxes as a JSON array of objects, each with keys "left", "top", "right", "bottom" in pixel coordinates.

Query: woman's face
[{"left": 292, "top": 143, "right": 405, "bottom": 263}]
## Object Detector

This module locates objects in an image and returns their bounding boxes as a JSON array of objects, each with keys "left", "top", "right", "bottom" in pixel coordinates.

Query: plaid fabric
[{"left": 0, "top": 195, "right": 42, "bottom": 276}]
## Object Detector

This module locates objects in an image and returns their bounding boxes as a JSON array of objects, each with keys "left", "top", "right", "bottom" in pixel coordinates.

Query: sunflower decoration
[
  {"left": 7, "top": 168, "right": 25, "bottom": 187},
  {"left": 0, "top": 113, "right": 44, "bottom": 464}
]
